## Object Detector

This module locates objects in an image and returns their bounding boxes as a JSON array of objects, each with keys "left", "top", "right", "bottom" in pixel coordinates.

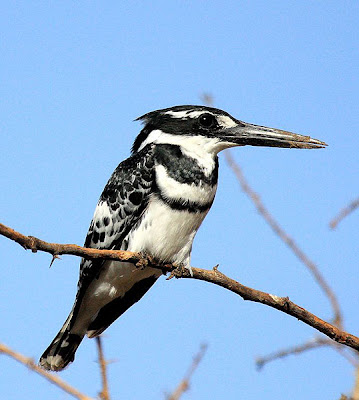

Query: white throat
[{"left": 138, "top": 129, "right": 237, "bottom": 156}]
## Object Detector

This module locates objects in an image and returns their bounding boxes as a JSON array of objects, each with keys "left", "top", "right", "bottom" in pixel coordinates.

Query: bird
[{"left": 39, "top": 105, "right": 326, "bottom": 371}]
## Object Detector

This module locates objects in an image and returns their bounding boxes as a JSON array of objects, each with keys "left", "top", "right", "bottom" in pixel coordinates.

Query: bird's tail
[{"left": 39, "top": 312, "right": 84, "bottom": 371}]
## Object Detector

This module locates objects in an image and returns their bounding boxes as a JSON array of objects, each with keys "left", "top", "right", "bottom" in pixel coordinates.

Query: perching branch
[
  {"left": 0, "top": 342, "right": 94, "bottom": 400},
  {"left": 0, "top": 222, "right": 143, "bottom": 265},
  {"left": 1, "top": 222, "right": 358, "bottom": 353}
]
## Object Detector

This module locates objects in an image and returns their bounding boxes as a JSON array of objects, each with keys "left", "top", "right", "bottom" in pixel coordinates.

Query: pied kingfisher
[{"left": 40, "top": 105, "right": 326, "bottom": 371}]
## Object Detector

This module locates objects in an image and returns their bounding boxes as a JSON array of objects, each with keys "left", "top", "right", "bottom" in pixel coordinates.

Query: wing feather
[{"left": 70, "top": 145, "right": 156, "bottom": 328}]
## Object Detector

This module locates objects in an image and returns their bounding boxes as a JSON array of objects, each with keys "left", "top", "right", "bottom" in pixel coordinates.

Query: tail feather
[{"left": 39, "top": 315, "right": 84, "bottom": 371}]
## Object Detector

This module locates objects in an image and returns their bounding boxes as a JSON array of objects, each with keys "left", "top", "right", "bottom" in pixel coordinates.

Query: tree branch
[
  {"left": 0, "top": 342, "right": 94, "bottom": 400},
  {"left": 0, "top": 222, "right": 143, "bottom": 265},
  {"left": 167, "top": 344, "right": 207, "bottom": 400},
  {"left": 256, "top": 337, "right": 332, "bottom": 369},
  {"left": 257, "top": 337, "right": 358, "bottom": 369},
  {"left": 353, "top": 364, "right": 359, "bottom": 400},
  {"left": 96, "top": 337, "right": 110, "bottom": 400},
  {"left": 1, "top": 222, "right": 358, "bottom": 353},
  {"left": 224, "top": 151, "right": 343, "bottom": 327},
  {"left": 330, "top": 197, "right": 359, "bottom": 229}
]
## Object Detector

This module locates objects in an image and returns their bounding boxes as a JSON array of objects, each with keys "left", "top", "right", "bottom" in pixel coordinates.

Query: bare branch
[
  {"left": 224, "top": 151, "right": 343, "bottom": 327},
  {"left": 199, "top": 93, "right": 342, "bottom": 327},
  {"left": 167, "top": 344, "right": 207, "bottom": 400},
  {"left": 1, "top": 222, "right": 359, "bottom": 353},
  {"left": 257, "top": 336, "right": 359, "bottom": 369},
  {"left": 172, "top": 266, "right": 359, "bottom": 352},
  {"left": 0, "top": 342, "right": 94, "bottom": 400},
  {"left": 96, "top": 337, "right": 110, "bottom": 400},
  {"left": 332, "top": 346, "right": 359, "bottom": 367},
  {"left": 256, "top": 337, "right": 331, "bottom": 369},
  {"left": 0, "top": 222, "right": 143, "bottom": 265},
  {"left": 330, "top": 197, "right": 359, "bottom": 229},
  {"left": 353, "top": 364, "right": 359, "bottom": 400}
]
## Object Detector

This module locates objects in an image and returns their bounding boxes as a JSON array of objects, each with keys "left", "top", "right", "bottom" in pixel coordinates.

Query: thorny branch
[
  {"left": 167, "top": 344, "right": 208, "bottom": 400},
  {"left": 0, "top": 342, "right": 94, "bottom": 400},
  {"left": 1, "top": 222, "right": 358, "bottom": 353},
  {"left": 330, "top": 197, "right": 359, "bottom": 229}
]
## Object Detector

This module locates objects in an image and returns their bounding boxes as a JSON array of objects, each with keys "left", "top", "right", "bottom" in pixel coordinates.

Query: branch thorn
[{"left": 49, "top": 254, "right": 61, "bottom": 268}]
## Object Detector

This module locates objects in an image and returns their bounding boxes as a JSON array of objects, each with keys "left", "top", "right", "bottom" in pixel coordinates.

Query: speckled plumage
[
  {"left": 39, "top": 105, "right": 326, "bottom": 371},
  {"left": 40, "top": 130, "right": 220, "bottom": 371}
]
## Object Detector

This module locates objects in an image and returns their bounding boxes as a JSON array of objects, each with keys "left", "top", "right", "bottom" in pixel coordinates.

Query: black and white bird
[{"left": 40, "top": 105, "right": 326, "bottom": 371}]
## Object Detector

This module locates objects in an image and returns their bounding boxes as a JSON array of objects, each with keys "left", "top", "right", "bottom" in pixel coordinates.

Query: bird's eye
[{"left": 198, "top": 113, "right": 216, "bottom": 129}]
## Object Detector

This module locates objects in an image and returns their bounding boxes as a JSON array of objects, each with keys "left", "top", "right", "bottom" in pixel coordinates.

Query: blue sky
[{"left": 1, "top": 1, "right": 358, "bottom": 399}]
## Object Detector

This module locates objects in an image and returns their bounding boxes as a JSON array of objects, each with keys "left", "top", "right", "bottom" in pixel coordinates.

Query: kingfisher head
[{"left": 132, "top": 105, "right": 327, "bottom": 155}]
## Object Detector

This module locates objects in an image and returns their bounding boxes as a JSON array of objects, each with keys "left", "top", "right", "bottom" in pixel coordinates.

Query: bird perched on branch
[{"left": 40, "top": 105, "right": 326, "bottom": 371}]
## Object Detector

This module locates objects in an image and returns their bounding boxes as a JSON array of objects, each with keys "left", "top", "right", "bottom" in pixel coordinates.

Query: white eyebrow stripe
[
  {"left": 164, "top": 110, "right": 207, "bottom": 119},
  {"left": 164, "top": 110, "right": 237, "bottom": 128}
]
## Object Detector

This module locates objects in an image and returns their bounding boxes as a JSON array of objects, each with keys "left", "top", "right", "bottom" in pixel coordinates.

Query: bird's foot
[
  {"left": 135, "top": 252, "right": 157, "bottom": 270},
  {"left": 166, "top": 264, "right": 193, "bottom": 280}
]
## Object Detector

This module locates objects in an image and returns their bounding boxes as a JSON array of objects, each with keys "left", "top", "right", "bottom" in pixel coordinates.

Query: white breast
[
  {"left": 155, "top": 164, "right": 216, "bottom": 205},
  {"left": 126, "top": 195, "right": 211, "bottom": 266}
]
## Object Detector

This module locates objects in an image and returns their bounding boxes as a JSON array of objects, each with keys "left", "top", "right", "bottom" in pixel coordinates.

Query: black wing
[{"left": 70, "top": 144, "right": 156, "bottom": 328}]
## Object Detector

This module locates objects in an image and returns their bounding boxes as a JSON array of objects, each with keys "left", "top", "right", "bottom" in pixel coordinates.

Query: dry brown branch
[
  {"left": 0, "top": 222, "right": 143, "bottom": 265},
  {"left": 167, "top": 344, "right": 207, "bottom": 400},
  {"left": 257, "top": 337, "right": 359, "bottom": 369},
  {"left": 224, "top": 151, "right": 342, "bottom": 327},
  {"left": 256, "top": 337, "right": 331, "bottom": 369},
  {"left": 330, "top": 197, "right": 359, "bottom": 229},
  {"left": 200, "top": 93, "right": 342, "bottom": 327},
  {"left": 0, "top": 342, "right": 94, "bottom": 400},
  {"left": 1, "top": 222, "right": 358, "bottom": 353},
  {"left": 174, "top": 266, "right": 359, "bottom": 351},
  {"left": 96, "top": 337, "right": 110, "bottom": 400},
  {"left": 353, "top": 365, "right": 359, "bottom": 400}
]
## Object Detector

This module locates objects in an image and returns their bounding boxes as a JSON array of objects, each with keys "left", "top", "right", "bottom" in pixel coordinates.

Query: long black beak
[{"left": 222, "top": 121, "right": 327, "bottom": 149}]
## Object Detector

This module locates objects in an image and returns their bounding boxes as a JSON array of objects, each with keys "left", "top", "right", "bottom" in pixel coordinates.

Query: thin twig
[
  {"left": 257, "top": 337, "right": 359, "bottom": 369},
  {"left": 224, "top": 151, "right": 343, "bottom": 327},
  {"left": 256, "top": 337, "right": 331, "bottom": 369},
  {"left": 96, "top": 337, "right": 110, "bottom": 400},
  {"left": 353, "top": 364, "right": 359, "bottom": 400},
  {"left": 1, "top": 222, "right": 359, "bottom": 352},
  {"left": 167, "top": 344, "right": 208, "bottom": 400},
  {"left": 332, "top": 345, "right": 359, "bottom": 367},
  {"left": 200, "top": 93, "right": 342, "bottom": 327},
  {"left": 0, "top": 342, "right": 94, "bottom": 400},
  {"left": 330, "top": 197, "right": 359, "bottom": 229}
]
